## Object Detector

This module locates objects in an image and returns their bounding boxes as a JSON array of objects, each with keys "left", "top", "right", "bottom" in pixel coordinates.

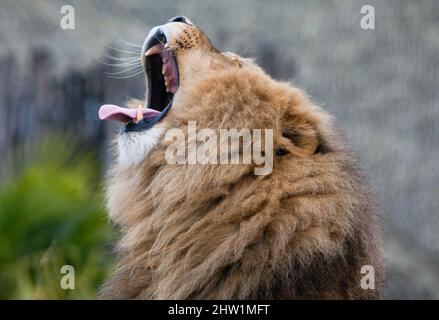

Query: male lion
[{"left": 99, "top": 16, "right": 383, "bottom": 299}]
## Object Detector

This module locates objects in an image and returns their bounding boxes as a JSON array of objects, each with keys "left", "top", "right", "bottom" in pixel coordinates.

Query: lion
[{"left": 98, "top": 16, "right": 383, "bottom": 299}]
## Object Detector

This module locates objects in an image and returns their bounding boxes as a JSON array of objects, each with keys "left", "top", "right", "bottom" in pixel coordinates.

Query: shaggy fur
[{"left": 100, "top": 20, "right": 383, "bottom": 299}]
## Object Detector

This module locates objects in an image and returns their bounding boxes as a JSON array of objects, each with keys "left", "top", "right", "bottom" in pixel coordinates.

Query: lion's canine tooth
[
  {"left": 162, "top": 64, "right": 167, "bottom": 74},
  {"left": 164, "top": 78, "right": 171, "bottom": 92},
  {"left": 136, "top": 105, "right": 143, "bottom": 122},
  {"left": 144, "top": 44, "right": 163, "bottom": 57}
]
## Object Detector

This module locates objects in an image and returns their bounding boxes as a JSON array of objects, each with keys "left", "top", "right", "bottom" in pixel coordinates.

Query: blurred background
[{"left": 0, "top": 0, "right": 438, "bottom": 299}]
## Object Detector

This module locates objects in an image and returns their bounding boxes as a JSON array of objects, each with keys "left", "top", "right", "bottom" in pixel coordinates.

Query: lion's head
[{"left": 99, "top": 16, "right": 383, "bottom": 299}]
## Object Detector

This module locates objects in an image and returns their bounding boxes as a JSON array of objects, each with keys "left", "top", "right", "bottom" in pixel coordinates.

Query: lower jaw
[{"left": 122, "top": 99, "right": 174, "bottom": 133}]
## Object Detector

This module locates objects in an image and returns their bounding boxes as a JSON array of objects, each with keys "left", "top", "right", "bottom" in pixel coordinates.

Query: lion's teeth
[
  {"left": 164, "top": 77, "right": 171, "bottom": 92},
  {"left": 162, "top": 64, "right": 168, "bottom": 74},
  {"left": 144, "top": 44, "right": 163, "bottom": 57},
  {"left": 136, "top": 105, "right": 143, "bottom": 122}
]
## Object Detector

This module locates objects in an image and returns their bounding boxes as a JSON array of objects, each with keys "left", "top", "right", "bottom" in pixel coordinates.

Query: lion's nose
[{"left": 168, "top": 16, "right": 193, "bottom": 25}]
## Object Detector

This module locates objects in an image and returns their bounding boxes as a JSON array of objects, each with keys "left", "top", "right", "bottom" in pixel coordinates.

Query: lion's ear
[
  {"left": 281, "top": 128, "right": 318, "bottom": 156},
  {"left": 280, "top": 113, "right": 321, "bottom": 156}
]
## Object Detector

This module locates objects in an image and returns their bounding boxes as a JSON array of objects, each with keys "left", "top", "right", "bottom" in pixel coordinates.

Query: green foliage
[{"left": 0, "top": 136, "right": 115, "bottom": 299}]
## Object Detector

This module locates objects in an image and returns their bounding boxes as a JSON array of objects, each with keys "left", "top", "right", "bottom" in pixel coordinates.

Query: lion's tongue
[{"left": 98, "top": 104, "right": 160, "bottom": 123}]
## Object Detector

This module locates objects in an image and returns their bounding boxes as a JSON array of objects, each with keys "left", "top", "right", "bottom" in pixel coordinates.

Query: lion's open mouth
[{"left": 98, "top": 28, "right": 179, "bottom": 132}]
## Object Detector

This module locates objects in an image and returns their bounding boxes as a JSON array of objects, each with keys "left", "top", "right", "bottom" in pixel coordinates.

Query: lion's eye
[{"left": 276, "top": 148, "right": 289, "bottom": 156}]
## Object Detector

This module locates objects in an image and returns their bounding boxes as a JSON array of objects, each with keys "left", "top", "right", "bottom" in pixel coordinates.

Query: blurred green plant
[{"left": 0, "top": 135, "right": 115, "bottom": 299}]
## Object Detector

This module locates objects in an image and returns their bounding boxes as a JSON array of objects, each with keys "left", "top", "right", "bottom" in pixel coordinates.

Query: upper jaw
[{"left": 124, "top": 25, "right": 180, "bottom": 133}]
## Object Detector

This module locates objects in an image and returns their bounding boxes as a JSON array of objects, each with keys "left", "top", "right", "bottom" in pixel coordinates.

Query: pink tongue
[{"left": 98, "top": 104, "right": 160, "bottom": 122}]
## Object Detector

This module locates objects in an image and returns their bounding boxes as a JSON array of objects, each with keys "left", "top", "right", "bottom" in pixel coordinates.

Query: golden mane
[{"left": 100, "top": 19, "right": 383, "bottom": 299}]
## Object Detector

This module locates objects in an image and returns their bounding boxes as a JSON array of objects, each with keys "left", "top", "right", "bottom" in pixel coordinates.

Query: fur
[
  {"left": 101, "top": 20, "right": 383, "bottom": 299},
  {"left": 118, "top": 127, "right": 165, "bottom": 167}
]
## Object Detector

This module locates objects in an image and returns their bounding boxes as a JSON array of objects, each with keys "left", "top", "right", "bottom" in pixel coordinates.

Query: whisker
[
  {"left": 105, "top": 45, "right": 141, "bottom": 55},
  {"left": 111, "top": 31, "right": 143, "bottom": 48},
  {"left": 165, "top": 45, "right": 181, "bottom": 51},
  {"left": 96, "top": 56, "right": 142, "bottom": 68},
  {"left": 104, "top": 65, "right": 144, "bottom": 76},
  {"left": 102, "top": 51, "right": 140, "bottom": 61},
  {"left": 106, "top": 69, "right": 145, "bottom": 79}
]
